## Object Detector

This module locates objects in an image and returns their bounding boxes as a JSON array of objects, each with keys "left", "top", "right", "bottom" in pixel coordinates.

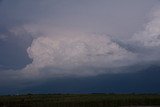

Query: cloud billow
[
  {"left": 23, "top": 33, "right": 135, "bottom": 77},
  {"left": 132, "top": 5, "right": 160, "bottom": 47},
  {"left": 1, "top": 0, "right": 160, "bottom": 80},
  {"left": 21, "top": 4, "right": 160, "bottom": 78}
]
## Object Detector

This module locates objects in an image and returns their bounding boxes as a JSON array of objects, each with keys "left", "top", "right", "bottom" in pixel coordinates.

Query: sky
[{"left": 0, "top": 0, "right": 160, "bottom": 95}]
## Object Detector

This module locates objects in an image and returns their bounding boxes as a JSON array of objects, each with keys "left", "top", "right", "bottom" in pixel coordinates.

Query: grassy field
[{"left": 0, "top": 94, "right": 160, "bottom": 107}]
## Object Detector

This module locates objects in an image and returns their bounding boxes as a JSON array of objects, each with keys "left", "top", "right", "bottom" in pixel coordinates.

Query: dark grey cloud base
[{"left": 1, "top": 65, "right": 160, "bottom": 95}]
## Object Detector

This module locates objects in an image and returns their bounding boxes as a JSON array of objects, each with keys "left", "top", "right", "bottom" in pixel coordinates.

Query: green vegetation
[{"left": 0, "top": 94, "right": 160, "bottom": 107}]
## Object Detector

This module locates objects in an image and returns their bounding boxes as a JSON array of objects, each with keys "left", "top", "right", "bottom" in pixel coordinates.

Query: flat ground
[{"left": 0, "top": 94, "right": 160, "bottom": 107}]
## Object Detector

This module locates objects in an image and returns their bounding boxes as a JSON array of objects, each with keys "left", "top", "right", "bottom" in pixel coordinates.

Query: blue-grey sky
[{"left": 0, "top": 0, "right": 160, "bottom": 94}]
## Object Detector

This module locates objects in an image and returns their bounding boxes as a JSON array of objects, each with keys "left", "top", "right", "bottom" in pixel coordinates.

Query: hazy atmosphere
[{"left": 0, "top": 0, "right": 160, "bottom": 95}]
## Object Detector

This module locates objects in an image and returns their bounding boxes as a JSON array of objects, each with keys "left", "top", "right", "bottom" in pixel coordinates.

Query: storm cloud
[
  {"left": 22, "top": 33, "right": 135, "bottom": 77},
  {"left": 0, "top": 0, "right": 160, "bottom": 80}
]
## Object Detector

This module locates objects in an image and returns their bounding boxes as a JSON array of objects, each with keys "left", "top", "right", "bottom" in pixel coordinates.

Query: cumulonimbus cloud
[
  {"left": 22, "top": 33, "right": 136, "bottom": 77},
  {"left": 2, "top": 3, "right": 160, "bottom": 79},
  {"left": 22, "top": 4, "right": 160, "bottom": 78}
]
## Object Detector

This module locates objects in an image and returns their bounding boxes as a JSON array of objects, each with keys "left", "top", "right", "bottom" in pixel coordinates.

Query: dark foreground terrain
[{"left": 0, "top": 94, "right": 160, "bottom": 107}]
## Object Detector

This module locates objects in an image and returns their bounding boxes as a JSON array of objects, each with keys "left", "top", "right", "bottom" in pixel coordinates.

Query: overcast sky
[{"left": 0, "top": 0, "right": 160, "bottom": 94}]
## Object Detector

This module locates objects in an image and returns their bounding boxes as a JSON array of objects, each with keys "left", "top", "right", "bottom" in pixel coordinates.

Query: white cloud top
[
  {"left": 132, "top": 6, "right": 160, "bottom": 47},
  {"left": 1, "top": 0, "right": 160, "bottom": 79},
  {"left": 24, "top": 34, "right": 135, "bottom": 77}
]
